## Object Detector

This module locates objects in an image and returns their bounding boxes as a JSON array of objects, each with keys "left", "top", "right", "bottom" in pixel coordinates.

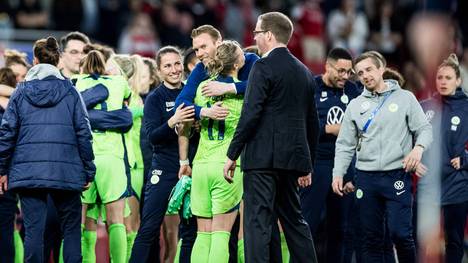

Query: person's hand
[
  {"left": 83, "top": 182, "right": 91, "bottom": 190},
  {"left": 201, "top": 81, "right": 235, "bottom": 97},
  {"left": 343, "top": 181, "right": 355, "bottom": 194},
  {"left": 0, "top": 175, "right": 8, "bottom": 195},
  {"left": 178, "top": 164, "right": 192, "bottom": 179},
  {"left": 223, "top": 158, "right": 236, "bottom": 183},
  {"left": 415, "top": 163, "right": 428, "bottom": 177},
  {"left": 200, "top": 101, "right": 229, "bottom": 120},
  {"left": 298, "top": 173, "right": 312, "bottom": 188},
  {"left": 403, "top": 145, "right": 424, "bottom": 172},
  {"left": 168, "top": 103, "right": 195, "bottom": 128},
  {"left": 332, "top": 176, "right": 344, "bottom": 196},
  {"left": 450, "top": 157, "right": 461, "bottom": 170},
  {"left": 325, "top": 124, "right": 341, "bottom": 136}
]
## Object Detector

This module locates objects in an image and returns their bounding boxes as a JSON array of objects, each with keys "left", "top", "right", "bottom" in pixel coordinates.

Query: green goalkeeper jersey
[
  {"left": 72, "top": 74, "right": 132, "bottom": 158},
  {"left": 193, "top": 76, "right": 244, "bottom": 164}
]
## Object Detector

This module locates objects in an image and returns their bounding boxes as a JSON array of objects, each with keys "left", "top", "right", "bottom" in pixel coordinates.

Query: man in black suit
[{"left": 223, "top": 12, "right": 319, "bottom": 263}]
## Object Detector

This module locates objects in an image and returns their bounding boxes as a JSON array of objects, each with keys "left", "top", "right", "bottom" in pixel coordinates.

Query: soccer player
[
  {"left": 74, "top": 51, "right": 132, "bottom": 263},
  {"left": 332, "top": 51, "right": 432, "bottom": 262},
  {"left": 178, "top": 40, "right": 246, "bottom": 263},
  {"left": 420, "top": 54, "right": 468, "bottom": 263}
]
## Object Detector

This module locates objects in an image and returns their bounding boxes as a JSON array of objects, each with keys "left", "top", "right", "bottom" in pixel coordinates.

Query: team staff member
[
  {"left": 420, "top": 54, "right": 468, "bottom": 263},
  {"left": 225, "top": 12, "right": 319, "bottom": 263},
  {"left": 332, "top": 51, "right": 432, "bottom": 263},
  {"left": 175, "top": 25, "right": 259, "bottom": 120},
  {"left": 130, "top": 46, "right": 195, "bottom": 263},
  {"left": 0, "top": 37, "right": 95, "bottom": 263},
  {"left": 58, "top": 31, "right": 90, "bottom": 78},
  {"left": 300, "top": 47, "right": 360, "bottom": 262}
]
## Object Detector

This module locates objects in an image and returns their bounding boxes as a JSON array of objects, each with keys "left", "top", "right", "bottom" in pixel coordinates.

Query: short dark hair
[
  {"left": 60, "top": 31, "right": 90, "bottom": 52},
  {"left": 327, "top": 48, "right": 352, "bottom": 62},
  {"left": 258, "top": 12, "right": 293, "bottom": 45},
  {"left": 34, "top": 37, "right": 60, "bottom": 66}
]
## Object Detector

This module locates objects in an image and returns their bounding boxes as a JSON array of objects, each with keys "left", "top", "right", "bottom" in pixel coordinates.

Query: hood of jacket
[
  {"left": 22, "top": 64, "right": 70, "bottom": 107},
  {"left": 362, "top": 79, "right": 400, "bottom": 98}
]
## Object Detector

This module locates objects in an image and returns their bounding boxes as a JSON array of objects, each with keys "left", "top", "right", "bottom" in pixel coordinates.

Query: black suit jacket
[{"left": 227, "top": 47, "right": 319, "bottom": 173}]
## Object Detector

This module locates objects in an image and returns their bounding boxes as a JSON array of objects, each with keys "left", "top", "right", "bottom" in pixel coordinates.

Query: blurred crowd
[{"left": 0, "top": 0, "right": 468, "bottom": 94}]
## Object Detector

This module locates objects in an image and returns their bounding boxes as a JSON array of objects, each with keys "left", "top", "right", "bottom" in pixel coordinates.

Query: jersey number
[{"left": 207, "top": 102, "right": 225, "bottom": 140}]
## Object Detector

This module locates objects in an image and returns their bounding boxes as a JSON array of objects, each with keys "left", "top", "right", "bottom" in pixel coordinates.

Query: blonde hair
[
  {"left": 142, "top": 57, "right": 160, "bottom": 87},
  {"left": 111, "top": 54, "right": 135, "bottom": 80},
  {"left": 4, "top": 49, "right": 29, "bottom": 68},
  {"left": 438, "top": 53, "right": 460, "bottom": 79},
  {"left": 207, "top": 40, "right": 242, "bottom": 77},
  {"left": 128, "top": 54, "right": 149, "bottom": 96},
  {"left": 191, "top": 25, "right": 221, "bottom": 41}
]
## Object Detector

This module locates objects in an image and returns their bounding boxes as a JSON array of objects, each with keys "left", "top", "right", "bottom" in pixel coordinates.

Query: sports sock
[
  {"left": 82, "top": 230, "right": 97, "bottom": 263},
  {"left": 237, "top": 238, "right": 244, "bottom": 263},
  {"left": 208, "top": 231, "right": 230, "bottom": 263},
  {"left": 108, "top": 224, "right": 127, "bottom": 263},
  {"left": 126, "top": 231, "right": 137, "bottom": 262},
  {"left": 13, "top": 230, "right": 24, "bottom": 263},
  {"left": 191, "top": 232, "right": 211, "bottom": 263},
  {"left": 280, "top": 232, "right": 290, "bottom": 263}
]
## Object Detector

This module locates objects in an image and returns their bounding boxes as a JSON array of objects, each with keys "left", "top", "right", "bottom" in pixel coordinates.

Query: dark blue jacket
[
  {"left": 0, "top": 75, "right": 95, "bottom": 191},
  {"left": 175, "top": 52, "right": 259, "bottom": 119},
  {"left": 144, "top": 83, "right": 198, "bottom": 174},
  {"left": 314, "top": 76, "right": 362, "bottom": 160},
  {"left": 420, "top": 89, "right": 468, "bottom": 205}
]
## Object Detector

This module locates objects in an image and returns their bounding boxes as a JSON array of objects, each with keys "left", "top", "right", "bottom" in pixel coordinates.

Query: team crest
[{"left": 388, "top": 103, "right": 399, "bottom": 112}]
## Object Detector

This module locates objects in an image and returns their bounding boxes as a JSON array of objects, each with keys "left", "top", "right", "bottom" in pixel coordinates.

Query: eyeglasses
[
  {"left": 253, "top": 30, "right": 268, "bottom": 36},
  {"left": 329, "top": 63, "right": 354, "bottom": 77}
]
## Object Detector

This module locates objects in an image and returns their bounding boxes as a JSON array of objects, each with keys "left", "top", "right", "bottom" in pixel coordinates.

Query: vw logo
[
  {"left": 394, "top": 180, "right": 404, "bottom": 190},
  {"left": 327, "top": 106, "right": 344, "bottom": 125},
  {"left": 425, "top": 110, "right": 435, "bottom": 122}
]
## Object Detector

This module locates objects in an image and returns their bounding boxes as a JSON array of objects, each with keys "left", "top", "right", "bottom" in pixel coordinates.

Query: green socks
[
  {"left": 13, "top": 230, "right": 23, "bottom": 263},
  {"left": 191, "top": 232, "right": 211, "bottom": 263},
  {"left": 108, "top": 224, "right": 127, "bottom": 263},
  {"left": 208, "top": 231, "right": 230, "bottom": 263},
  {"left": 126, "top": 231, "right": 137, "bottom": 262},
  {"left": 237, "top": 238, "right": 244, "bottom": 263},
  {"left": 280, "top": 232, "right": 290, "bottom": 263},
  {"left": 82, "top": 230, "right": 97, "bottom": 263},
  {"left": 175, "top": 239, "right": 182, "bottom": 263}
]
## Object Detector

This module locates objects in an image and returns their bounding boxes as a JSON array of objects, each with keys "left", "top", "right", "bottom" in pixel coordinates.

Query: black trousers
[
  {"left": 18, "top": 189, "right": 82, "bottom": 263},
  {"left": 243, "top": 169, "right": 317, "bottom": 263},
  {"left": 0, "top": 191, "right": 17, "bottom": 263},
  {"left": 443, "top": 201, "right": 468, "bottom": 263}
]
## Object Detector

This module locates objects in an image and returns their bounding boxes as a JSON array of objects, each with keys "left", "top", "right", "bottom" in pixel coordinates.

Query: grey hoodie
[
  {"left": 333, "top": 79, "right": 432, "bottom": 178},
  {"left": 25, "top": 63, "right": 64, "bottom": 81}
]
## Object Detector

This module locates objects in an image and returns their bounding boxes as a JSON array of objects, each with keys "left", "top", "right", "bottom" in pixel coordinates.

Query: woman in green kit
[
  {"left": 74, "top": 51, "right": 132, "bottom": 263},
  {"left": 178, "top": 40, "right": 245, "bottom": 263}
]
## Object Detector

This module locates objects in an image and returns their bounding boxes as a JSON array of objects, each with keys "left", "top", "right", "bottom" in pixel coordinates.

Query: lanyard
[{"left": 361, "top": 92, "right": 392, "bottom": 133}]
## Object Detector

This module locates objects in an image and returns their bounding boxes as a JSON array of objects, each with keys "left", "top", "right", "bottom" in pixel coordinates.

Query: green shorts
[
  {"left": 85, "top": 200, "right": 131, "bottom": 222},
  {"left": 82, "top": 155, "right": 128, "bottom": 204},
  {"left": 191, "top": 162, "right": 243, "bottom": 218},
  {"left": 130, "top": 167, "right": 144, "bottom": 200}
]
